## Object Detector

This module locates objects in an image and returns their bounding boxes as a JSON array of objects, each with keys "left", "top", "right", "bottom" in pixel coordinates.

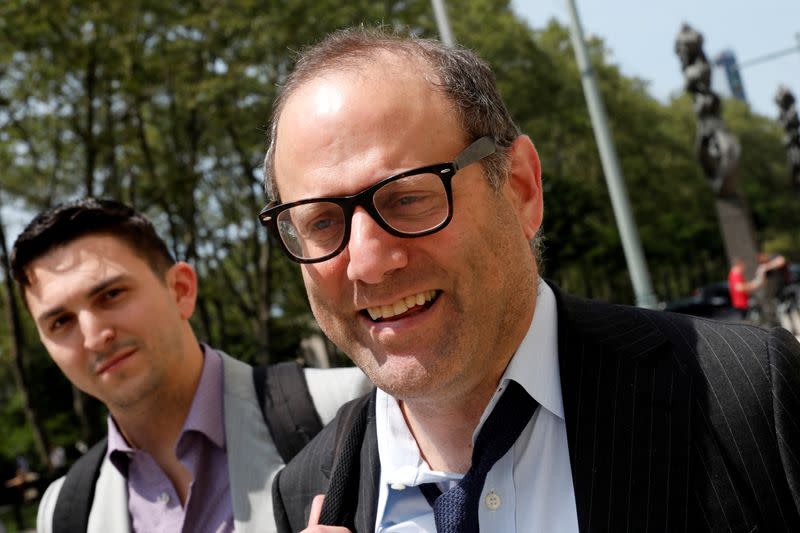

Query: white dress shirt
[{"left": 374, "top": 281, "right": 579, "bottom": 532}]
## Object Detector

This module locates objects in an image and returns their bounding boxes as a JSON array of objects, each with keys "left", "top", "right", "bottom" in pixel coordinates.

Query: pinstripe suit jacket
[{"left": 272, "top": 286, "right": 800, "bottom": 532}]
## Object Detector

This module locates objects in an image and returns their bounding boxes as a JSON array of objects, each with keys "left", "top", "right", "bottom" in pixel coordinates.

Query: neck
[
  {"left": 110, "top": 340, "right": 204, "bottom": 503},
  {"left": 113, "top": 392, "right": 193, "bottom": 455},
  {"left": 400, "top": 374, "right": 502, "bottom": 474}
]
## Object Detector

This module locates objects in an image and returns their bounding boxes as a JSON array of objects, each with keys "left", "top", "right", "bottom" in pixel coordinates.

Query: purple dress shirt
[{"left": 107, "top": 345, "right": 234, "bottom": 532}]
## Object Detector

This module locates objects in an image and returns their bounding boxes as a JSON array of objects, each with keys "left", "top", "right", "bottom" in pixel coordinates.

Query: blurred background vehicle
[
  {"left": 664, "top": 280, "right": 739, "bottom": 320},
  {"left": 788, "top": 263, "right": 800, "bottom": 285}
]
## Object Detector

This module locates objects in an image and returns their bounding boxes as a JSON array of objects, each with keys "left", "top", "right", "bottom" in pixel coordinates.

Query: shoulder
[
  {"left": 37, "top": 443, "right": 129, "bottom": 533},
  {"left": 764, "top": 327, "right": 800, "bottom": 426},
  {"left": 273, "top": 404, "right": 344, "bottom": 531},
  {"left": 554, "top": 283, "right": 787, "bottom": 364},
  {"left": 214, "top": 347, "right": 372, "bottom": 424},
  {"left": 214, "top": 348, "right": 255, "bottom": 398},
  {"left": 626, "top": 302, "right": 793, "bottom": 384},
  {"left": 275, "top": 416, "right": 339, "bottom": 490},
  {"left": 649, "top": 309, "right": 793, "bottom": 377},
  {"left": 554, "top": 285, "right": 800, "bottom": 394},
  {"left": 278, "top": 391, "right": 373, "bottom": 487},
  {"left": 620, "top": 305, "right": 800, "bottom": 426},
  {"left": 274, "top": 392, "right": 374, "bottom": 530},
  {"left": 36, "top": 476, "right": 66, "bottom": 533}
]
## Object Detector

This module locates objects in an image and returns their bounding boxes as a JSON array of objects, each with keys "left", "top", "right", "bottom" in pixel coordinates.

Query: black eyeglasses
[{"left": 259, "top": 136, "right": 498, "bottom": 264}]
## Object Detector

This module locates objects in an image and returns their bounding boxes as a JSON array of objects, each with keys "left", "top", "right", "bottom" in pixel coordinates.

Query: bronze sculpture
[
  {"left": 774, "top": 85, "right": 800, "bottom": 186},
  {"left": 675, "top": 23, "right": 740, "bottom": 197}
]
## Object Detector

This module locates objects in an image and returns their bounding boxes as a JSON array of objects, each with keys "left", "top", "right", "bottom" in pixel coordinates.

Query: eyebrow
[{"left": 36, "top": 274, "right": 128, "bottom": 324}]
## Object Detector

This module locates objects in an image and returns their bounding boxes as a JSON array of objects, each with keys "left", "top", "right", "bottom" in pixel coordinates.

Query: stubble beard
[
  {"left": 310, "top": 281, "right": 475, "bottom": 402},
  {"left": 103, "top": 359, "right": 165, "bottom": 412},
  {"left": 92, "top": 336, "right": 175, "bottom": 413}
]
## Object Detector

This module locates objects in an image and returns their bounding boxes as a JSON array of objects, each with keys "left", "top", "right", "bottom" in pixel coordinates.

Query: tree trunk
[
  {"left": 102, "top": 90, "right": 122, "bottom": 200},
  {"left": 257, "top": 235, "right": 272, "bottom": 365},
  {"left": 71, "top": 383, "right": 95, "bottom": 445},
  {"left": 83, "top": 39, "right": 98, "bottom": 196},
  {"left": 225, "top": 120, "right": 272, "bottom": 364},
  {"left": 0, "top": 199, "right": 51, "bottom": 469}
]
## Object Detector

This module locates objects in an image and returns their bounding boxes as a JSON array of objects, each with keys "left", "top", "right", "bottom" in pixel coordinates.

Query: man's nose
[
  {"left": 80, "top": 312, "right": 115, "bottom": 352},
  {"left": 345, "top": 207, "right": 408, "bottom": 284}
]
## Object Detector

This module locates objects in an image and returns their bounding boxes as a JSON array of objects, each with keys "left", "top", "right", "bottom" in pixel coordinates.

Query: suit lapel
[{"left": 553, "top": 286, "right": 693, "bottom": 532}]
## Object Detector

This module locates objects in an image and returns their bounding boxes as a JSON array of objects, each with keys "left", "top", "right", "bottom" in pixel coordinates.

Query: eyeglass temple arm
[{"left": 453, "top": 136, "right": 498, "bottom": 172}]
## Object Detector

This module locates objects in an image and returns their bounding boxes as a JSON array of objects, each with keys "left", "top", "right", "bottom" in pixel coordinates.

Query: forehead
[
  {"left": 286, "top": 51, "right": 440, "bottom": 115},
  {"left": 25, "top": 235, "right": 150, "bottom": 302},
  {"left": 273, "top": 55, "right": 464, "bottom": 199}
]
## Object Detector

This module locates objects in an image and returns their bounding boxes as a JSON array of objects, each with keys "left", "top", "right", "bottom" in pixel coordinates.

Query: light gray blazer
[{"left": 36, "top": 349, "right": 371, "bottom": 533}]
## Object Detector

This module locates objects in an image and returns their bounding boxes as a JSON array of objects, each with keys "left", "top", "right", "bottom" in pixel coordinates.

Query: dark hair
[
  {"left": 263, "top": 25, "right": 521, "bottom": 201},
  {"left": 11, "top": 198, "right": 176, "bottom": 288}
]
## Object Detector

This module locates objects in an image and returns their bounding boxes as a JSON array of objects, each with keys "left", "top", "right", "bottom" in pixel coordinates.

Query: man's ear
[
  {"left": 166, "top": 262, "right": 198, "bottom": 320},
  {"left": 502, "top": 135, "right": 543, "bottom": 240}
]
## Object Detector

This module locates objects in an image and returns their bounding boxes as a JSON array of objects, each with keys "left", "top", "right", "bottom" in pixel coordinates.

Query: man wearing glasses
[{"left": 263, "top": 27, "right": 800, "bottom": 533}]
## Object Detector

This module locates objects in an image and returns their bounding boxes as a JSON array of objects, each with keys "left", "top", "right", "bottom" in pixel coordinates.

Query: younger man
[{"left": 10, "top": 198, "right": 369, "bottom": 533}]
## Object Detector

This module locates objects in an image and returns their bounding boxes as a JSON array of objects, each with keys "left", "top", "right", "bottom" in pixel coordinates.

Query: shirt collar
[
  {"left": 499, "top": 279, "right": 563, "bottom": 419},
  {"left": 106, "top": 344, "right": 226, "bottom": 472},
  {"left": 107, "top": 416, "right": 134, "bottom": 467}
]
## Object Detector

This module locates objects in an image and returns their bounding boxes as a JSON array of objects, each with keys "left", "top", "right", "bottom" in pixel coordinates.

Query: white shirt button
[
  {"left": 390, "top": 482, "right": 407, "bottom": 491},
  {"left": 157, "top": 492, "right": 170, "bottom": 504},
  {"left": 484, "top": 490, "right": 501, "bottom": 511}
]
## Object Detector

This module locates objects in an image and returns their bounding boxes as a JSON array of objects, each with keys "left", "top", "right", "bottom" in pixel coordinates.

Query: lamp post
[
  {"left": 430, "top": 0, "right": 455, "bottom": 46},
  {"left": 564, "top": 0, "right": 657, "bottom": 308}
]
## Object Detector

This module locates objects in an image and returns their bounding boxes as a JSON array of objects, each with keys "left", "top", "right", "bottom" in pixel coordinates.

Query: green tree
[
  {"left": 0, "top": 196, "right": 50, "bottom": 468},
  {"left": 0, "top": 0, "right": 797, "bottom": 470}
]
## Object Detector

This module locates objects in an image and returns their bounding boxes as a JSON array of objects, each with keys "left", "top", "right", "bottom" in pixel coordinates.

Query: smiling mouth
[{"left": 364, "top": 290, "right": 439, "bottom": 322}]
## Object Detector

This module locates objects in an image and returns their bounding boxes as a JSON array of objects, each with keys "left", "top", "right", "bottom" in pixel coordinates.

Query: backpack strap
[
  {"left": 252, "top": 361, "right": 324, "bottom": 464},
  {"left": 319, "top": 390, "right": 375, "bottom": 528},
  {"left": 52, "top": 437, "right": 108, "bottom": 533}
]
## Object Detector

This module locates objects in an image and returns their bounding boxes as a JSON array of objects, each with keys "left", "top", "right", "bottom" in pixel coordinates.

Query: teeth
[{"left": 366, "top": 290, "right": 437, "bottom": 321}]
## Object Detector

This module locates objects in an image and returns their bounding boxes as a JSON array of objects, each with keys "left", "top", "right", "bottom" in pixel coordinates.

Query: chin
[
  {"left": 105, "top": 375, "right": 161, "bottom": 411},
  {"left": 364, "top": 357, "right": 441, "bottom": 399}
]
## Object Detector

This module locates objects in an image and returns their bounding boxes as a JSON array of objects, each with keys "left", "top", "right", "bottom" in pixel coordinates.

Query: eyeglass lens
[{"left": 275, "top": 171, "right": 449, "bottom": 260}]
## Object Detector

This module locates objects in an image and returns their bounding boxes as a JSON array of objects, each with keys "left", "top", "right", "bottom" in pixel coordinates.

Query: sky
[{"left": 510, "top": 0, "right": 800, "bottom": 119}]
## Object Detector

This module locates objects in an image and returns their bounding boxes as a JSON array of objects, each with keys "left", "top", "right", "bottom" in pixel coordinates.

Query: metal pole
[
  {"left": 430, "top": 0, "right": 455, "bottom": 46},
  {"left": 564, "top": 0, "right": 658, "bottom": 308},
  {"left": 739, "top": 44, "right": 800, "bottom": 69}
]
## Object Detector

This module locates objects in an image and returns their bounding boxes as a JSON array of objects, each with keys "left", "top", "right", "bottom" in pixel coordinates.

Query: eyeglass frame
[{"left": 258, "top": 136, "right": 499, "bottom": 264}]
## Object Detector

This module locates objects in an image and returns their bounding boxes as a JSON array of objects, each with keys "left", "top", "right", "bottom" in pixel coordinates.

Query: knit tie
[{"left": 419, "top": 381, "right": 537, "bottom": 533}]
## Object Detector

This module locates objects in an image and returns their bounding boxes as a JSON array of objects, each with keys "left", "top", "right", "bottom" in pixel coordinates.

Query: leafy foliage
[{"left": 0, "top": 0, "right": 798, "bottom": 468}]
